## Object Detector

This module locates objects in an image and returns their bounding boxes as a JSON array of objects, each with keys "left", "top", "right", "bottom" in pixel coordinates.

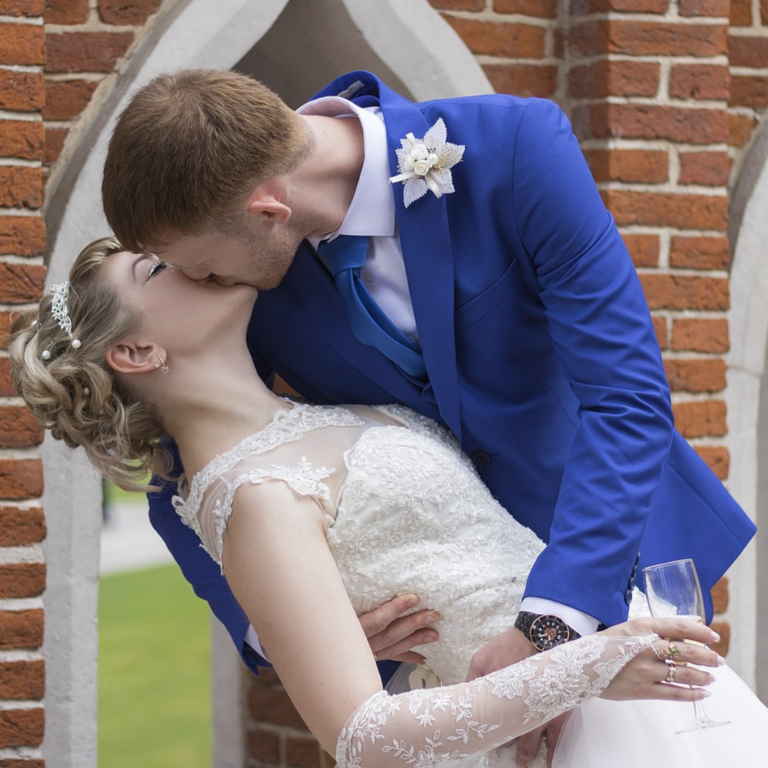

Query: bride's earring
[{"left": 154, "top": 356, "right": 169, "bottom": 375}]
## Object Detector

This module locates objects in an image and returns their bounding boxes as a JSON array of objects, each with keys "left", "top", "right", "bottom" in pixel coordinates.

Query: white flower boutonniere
[{"left": 389, "top": 118, "right": 465, "bottom": 208}]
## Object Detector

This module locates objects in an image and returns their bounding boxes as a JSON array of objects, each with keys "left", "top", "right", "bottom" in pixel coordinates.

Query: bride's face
[{"left": 100, "top": 250, "right": 258, "bottom": 354}]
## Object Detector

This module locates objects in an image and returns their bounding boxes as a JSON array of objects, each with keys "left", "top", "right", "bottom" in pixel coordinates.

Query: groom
[{"left": 103, "top": 69, "right": 754, "bottom": 756}]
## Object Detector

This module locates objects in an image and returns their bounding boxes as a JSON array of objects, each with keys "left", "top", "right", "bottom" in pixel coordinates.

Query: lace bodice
[{"left": 173, "top": 402, "right": 653, "bottom": 767}]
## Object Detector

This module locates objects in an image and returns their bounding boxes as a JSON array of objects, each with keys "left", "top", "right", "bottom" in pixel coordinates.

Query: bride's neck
[{"left": 159, "top": 356, "right": 288, "bottom": 477}]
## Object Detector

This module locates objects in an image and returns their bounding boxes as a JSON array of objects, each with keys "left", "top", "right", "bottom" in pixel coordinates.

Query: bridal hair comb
[{"left": 41, "top": 281, "right": 82, "bottom": 360}]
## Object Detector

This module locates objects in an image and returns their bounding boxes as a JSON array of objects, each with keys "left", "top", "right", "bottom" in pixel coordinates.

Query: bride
[{"left": 10, "top": 237, "right": 766, "bottom": 766}]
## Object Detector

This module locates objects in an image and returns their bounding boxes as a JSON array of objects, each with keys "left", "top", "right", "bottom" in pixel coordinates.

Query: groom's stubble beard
[{"left": 227, "top": 221, "right": 304, "bottom": 290}]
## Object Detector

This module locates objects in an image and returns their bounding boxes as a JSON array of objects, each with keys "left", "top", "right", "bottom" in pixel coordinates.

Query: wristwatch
[{"left": 514, "top": 611, "right": 581, "bottom": 652}]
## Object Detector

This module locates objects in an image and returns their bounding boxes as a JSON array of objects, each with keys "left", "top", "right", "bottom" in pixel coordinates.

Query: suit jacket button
[
  {"left": 472, "top": 450, "right": 492, "bottom": 469},
  {"left": 625, "top": 589, "right": 633, "bottom": 606}
]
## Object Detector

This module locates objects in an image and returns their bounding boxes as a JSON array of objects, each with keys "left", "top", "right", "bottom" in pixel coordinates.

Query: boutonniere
[{"left": 389, "top": 118, "right": 465, "bottom": 208}]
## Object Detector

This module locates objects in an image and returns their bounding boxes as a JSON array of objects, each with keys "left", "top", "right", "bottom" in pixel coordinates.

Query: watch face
[{"left": 529, "top": 615, "right": 569, "bottom": 650}]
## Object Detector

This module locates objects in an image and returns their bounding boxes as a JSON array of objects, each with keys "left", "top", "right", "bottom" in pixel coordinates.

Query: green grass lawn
[{"left": 99, "top": 564, "right": 212, "bottom": 767}]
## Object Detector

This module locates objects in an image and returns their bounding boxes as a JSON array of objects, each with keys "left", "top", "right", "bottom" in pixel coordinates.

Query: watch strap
[{"left": 514, "top": 611, "right": 582, "bottom": 650}]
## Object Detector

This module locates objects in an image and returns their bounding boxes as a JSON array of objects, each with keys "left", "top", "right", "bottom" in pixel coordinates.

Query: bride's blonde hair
[{"left": 8, "top": 236, "right": 172, "bottom": 491}]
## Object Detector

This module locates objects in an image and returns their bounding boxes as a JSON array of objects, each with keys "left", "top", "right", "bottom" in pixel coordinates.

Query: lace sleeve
[{"left": 336, "top": 634, "right": 655, "bottom": 768}]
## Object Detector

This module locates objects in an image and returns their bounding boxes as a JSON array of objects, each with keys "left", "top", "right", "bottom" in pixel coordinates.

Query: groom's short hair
[{"left": 102, "top": 69, "right": 311, "bottom": 252}]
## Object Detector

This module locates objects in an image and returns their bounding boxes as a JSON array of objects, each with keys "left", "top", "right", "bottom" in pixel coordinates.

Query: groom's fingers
[
  {"left": 358, "top": 594, "right": 439, "bottom": 661},
  {"left": 515, "top": 724, "right": 545, "bottom": 766}
]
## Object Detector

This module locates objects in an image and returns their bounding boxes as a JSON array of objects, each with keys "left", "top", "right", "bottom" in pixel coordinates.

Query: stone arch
[
  {"left": 725, "top": 118, "right": 768, "bottom": 701},
  {"left": 41, "top": 2, "right": 491, "bottom": 765}
]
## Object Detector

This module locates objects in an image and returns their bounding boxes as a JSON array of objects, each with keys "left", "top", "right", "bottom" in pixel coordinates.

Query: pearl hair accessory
[{"left": 41, "top": 281, "right": 82, "bottom": 361}]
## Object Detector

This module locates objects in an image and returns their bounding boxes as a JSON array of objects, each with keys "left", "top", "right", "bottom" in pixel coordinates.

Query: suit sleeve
[
  {"left": 511, "top": 99, "right": 674, "bottom": 626},
  {"left": 146, "top": 442, "right": 267, "bottom": 675}
]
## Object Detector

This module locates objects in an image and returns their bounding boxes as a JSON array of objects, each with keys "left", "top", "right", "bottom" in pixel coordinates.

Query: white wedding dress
[{"left": 173, "top": 401, "right": 766, "bottom": 766}]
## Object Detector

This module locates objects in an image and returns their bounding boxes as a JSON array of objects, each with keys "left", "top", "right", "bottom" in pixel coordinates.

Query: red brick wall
[
  {"left": 43, "top": 0, "right": 163, "bottom": 193},
  {"left": 1, "top": 1, "right": 760, "bottom": 766},
  {"left": 0, "top": 0, "right": 47, "bottom": 764},
  {"left": 432, "top": 0, "right": 564, "bottom": 101},
  {"left": 729, "top": 1, "right": 768, "bottom": 163}
]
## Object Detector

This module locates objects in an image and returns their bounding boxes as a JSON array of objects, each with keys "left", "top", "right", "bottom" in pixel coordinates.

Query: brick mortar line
[
  {"left": 45, "top": 72, "right": 111, "bottom": 82},
  {"left": 433, "top": 10, "right": 558, "bottom": 28},
  {"left": 0, "top": 64, "right": 45, "bottom": 74},
  {"left": 0, "top": 701, "right": 44, "bottom": 711},
  {"left": 728, "top": 27, "right": 768, "bottom": 39},
  {"left": 566, "top": 54, "right": 729, "bottom": 67},
  {"left": 686, "top": 436, "right": 729, "bottom": 446},
  {"left": 731, "top": 67, "right": 768, "bottom": 76},
  {"left": 43, "top": 118, "right": 85, "bottom": 129},
  {"left": 662, "top": 350, "right": 730, "bottom": 360},
  {"left": 636, "top": 267, "right": 729, "bottom": 277},
  {"left": 0, "top": 209, "right": 44, "bottom": 217},
  {"left": 0, "top": 15, "right": 42, "bottom": 25},
  {"left": 0, "top": 597, "right": 43, "bottom": 611},
  {"left": 0, "top": 544, "right": 44, "bottom": 565},
  {"left": 0, "top": 747, "right": 43, "bottom": 760},
  {"left": 0, "top": 499, "right": 42, "bottom": 509},
  {"left": 0, "top": 110, "right": 42, "bottom": 122},
  {"left": 670, "top": 392, "right": 726, "bottom": 403},
  {"left": 0, "top": 158, "right": 42, "bottom": 168},
  {"left": 0, "top": 304, "right": 43, "bottom": 316},
  {"left": 621, "top": 228, "right": 729, "bottom": 238},
  {"left": 0, "top": 398, "right": 28, "bottom": 407},
  {"left": 0, "top": 651, "right": 43, "bottom": 663},
  {"left": 474, "top": 55, "right": 565, "bottom": 66},
  {"left": 597, "top": 181, "right": 728, "bottom": 196},
  {"left": 0, "top": 446, "right": 43, "bottom": 460},
  {"left": 441, "top": 10, "right": 730, "bottom": 24},
  {"left": 653, "top": 309, "right": 730, "bottom": 317},
  {"left": 580, "top": 138, "right": 729, "bottom": 150},
  {"left": 569, "top": 96, "right": 730, "bottom": 108},
  {"left": 570, "top": 13, "right": 728, "bottom": 24},
  {"left": 44, "top": 23, "right": 141, "bottom": 34}
]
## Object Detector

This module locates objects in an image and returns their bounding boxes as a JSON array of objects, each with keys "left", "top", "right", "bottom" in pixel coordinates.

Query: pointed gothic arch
[
  {"left": 725, "top": 120, "right": 768, "bottom": 703},
  {"left": 41, "top": 2, "right": 491, "bottom": 765}
]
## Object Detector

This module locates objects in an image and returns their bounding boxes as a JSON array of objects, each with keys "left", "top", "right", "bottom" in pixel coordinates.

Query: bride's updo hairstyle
[{"left": 8, "top": 236, "right": 171, "bottom": 491}]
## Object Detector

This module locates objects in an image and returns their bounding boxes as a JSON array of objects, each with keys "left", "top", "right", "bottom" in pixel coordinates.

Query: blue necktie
[{"left": 318, "top": 236, "right": 427, "bottom": 378}]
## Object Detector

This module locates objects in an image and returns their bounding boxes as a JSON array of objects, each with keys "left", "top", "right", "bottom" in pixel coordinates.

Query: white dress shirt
[{"left": 244, "top": 96, "right": 597, "bottom": 663}]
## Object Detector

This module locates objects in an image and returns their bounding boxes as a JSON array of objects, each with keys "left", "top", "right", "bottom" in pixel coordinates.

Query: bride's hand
[{"left": 600, "top": 616, "right": 723, "bottom": 702}]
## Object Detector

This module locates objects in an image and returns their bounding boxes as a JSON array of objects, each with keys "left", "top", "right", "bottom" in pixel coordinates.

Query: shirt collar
[{"left": 297, "top": 96, "right": 395, "bottom": 245}]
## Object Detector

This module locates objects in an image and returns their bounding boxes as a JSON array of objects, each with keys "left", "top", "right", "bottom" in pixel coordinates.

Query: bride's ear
[{"left": 106, "top": 341, "right": 167, "bottom": 376}]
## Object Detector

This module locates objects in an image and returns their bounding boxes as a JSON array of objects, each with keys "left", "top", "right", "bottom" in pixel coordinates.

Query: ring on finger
[
  {"left": 664, "top": 659, "right": 676, "bottom": 684},
  {"left": 652, "top": 639, "right": 682, "bottom": 663},
  {"left": 666, "top": 642, "right": 682, "bottom": 661}
]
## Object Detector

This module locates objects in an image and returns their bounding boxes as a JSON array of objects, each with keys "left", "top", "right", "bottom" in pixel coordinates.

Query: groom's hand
[
  {"left": 358, "top": 594, "right": 439, "bottom": 664},
  {"left": 465, "top": 627, "right": 568, "bottom": 768}
]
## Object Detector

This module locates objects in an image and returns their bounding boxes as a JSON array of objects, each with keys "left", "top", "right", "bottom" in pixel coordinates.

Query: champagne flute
[{"left": 643, "top": 558, "right": 729, "bottom": 733}]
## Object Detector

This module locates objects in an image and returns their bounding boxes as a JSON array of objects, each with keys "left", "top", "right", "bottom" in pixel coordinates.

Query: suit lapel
[{"left": 376, "top": 81, "right": 463, "bottom": 441}]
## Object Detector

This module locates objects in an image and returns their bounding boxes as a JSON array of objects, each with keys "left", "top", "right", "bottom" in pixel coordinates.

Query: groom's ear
[
  {"left": 106, "top": 341, "right": 166, "bottom": 376},
  {"left": 245, "top": 182, "right": 291, "bottom": 224}
]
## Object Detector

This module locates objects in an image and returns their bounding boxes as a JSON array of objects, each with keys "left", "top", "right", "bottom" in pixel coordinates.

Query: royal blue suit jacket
[{"left": 149, "top": 72, "right": 755, "bottom": 674}]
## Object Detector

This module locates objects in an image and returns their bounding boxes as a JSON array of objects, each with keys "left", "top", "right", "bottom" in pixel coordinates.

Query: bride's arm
[{"left": 221, "top": 481, "right": 719, "bottom": 766}]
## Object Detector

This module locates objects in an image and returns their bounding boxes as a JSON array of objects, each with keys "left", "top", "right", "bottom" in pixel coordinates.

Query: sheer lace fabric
[
  {"left": 173, "top": 400, "right": 768, "bottom": 767},
  {"left": 337, "top": 635, "right": 654, "bottom": 768},
  {"left": 173, "top": 401, "right": 546, "bottom": 684}
]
